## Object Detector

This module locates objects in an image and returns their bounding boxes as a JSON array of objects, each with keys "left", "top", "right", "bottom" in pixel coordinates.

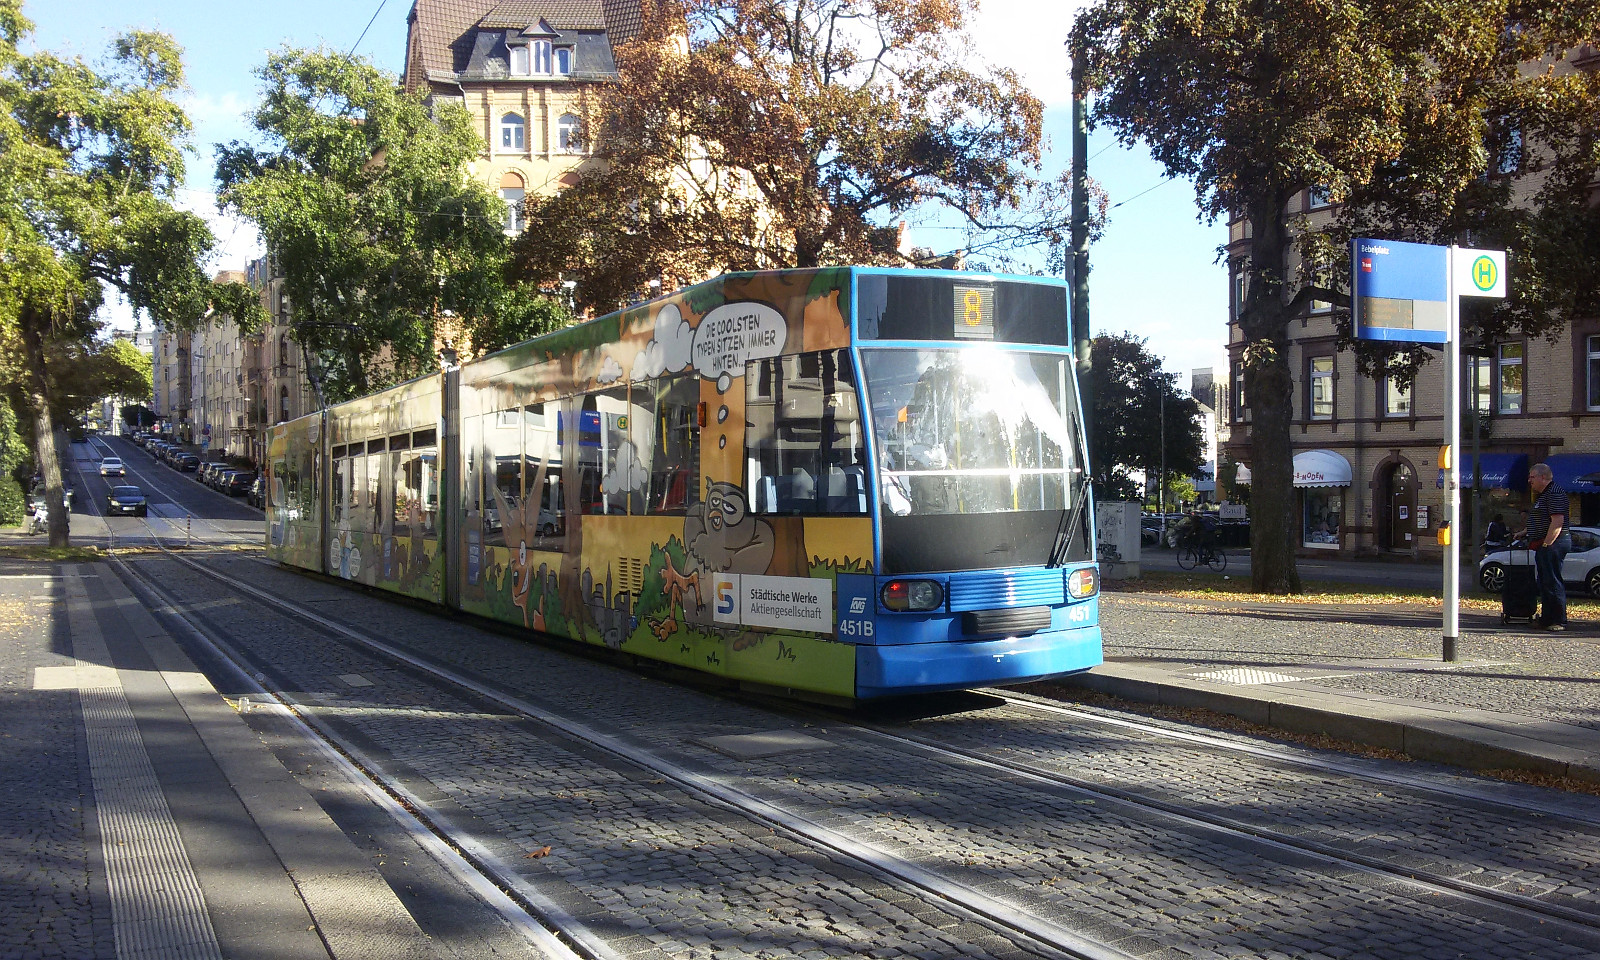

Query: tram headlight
[
  {"left": 881, "top": 579, "right": 944, "bottom": 612},
  {"left": 1067, "top": 567, "right": 1098, "bottom": 599}
]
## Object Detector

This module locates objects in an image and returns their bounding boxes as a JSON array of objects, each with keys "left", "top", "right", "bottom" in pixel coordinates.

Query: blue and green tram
[{"left": 265, "top": 267, "right": 1101, "bottom": 699}]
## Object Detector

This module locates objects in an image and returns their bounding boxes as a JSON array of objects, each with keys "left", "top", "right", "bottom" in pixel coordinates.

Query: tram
[{"left": 265, "top": 268, "right": 1102, "bottom": 699}]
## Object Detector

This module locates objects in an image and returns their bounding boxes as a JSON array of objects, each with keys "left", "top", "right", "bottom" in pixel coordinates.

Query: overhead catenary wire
[{"left": 348, "top": 0, "right": 390, "bottom": 59}]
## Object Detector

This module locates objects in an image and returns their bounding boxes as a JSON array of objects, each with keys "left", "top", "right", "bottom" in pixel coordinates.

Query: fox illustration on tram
[{"left": 265, "top": 267, "right": 1102, "bottom": 699}]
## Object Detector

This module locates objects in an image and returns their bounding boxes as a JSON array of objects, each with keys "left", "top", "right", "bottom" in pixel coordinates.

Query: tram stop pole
[{"left": 1442, "top": 249, "right": 1460, "bottom": 662}]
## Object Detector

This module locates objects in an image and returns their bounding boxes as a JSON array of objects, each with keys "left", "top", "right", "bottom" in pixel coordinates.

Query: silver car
[{"left": 1479, "top": 526, "right": 1600, "bottom": 596}]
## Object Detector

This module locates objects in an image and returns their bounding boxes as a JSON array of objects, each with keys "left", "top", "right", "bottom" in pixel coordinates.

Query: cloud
[
  {"left": 600, "top": 440, "right": 648, "bottom": 496},
  {"left": 596, "top": 355, "right": 624, "bottom": 384},
  {"left": 632, "top": 303, "right": 695, "bottom": 380},
  {"left": 967, "top": 0, "right": 1092, "bottom": 108}
]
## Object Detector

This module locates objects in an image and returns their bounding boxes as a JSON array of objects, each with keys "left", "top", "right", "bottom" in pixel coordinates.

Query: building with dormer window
[{"left": 403, "top": 0, "right": 644, "bottom": 233}]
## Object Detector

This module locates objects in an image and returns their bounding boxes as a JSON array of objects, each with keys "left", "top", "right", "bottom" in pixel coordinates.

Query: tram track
[
  {"left": 115, "top": 539, "right": 1600, "bottom": 959},
  {"left": 821, "top": 692, "right": 1600, "bottom": 935},
  {"left": 117, "top": 542, "right": 1136, "bottom": 960}
]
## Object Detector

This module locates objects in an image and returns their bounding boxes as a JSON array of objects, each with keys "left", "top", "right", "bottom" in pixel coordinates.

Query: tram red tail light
[
  {"left": 881, "top": 579, "right": 943, "bottom": 612},
  {"left": 1067, "top": 567, "right": 1098, "bottom": 599}
]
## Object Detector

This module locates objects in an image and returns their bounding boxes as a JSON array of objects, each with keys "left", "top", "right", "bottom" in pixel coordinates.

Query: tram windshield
[{"left": 861, "top": 347, "right": 1088, "bottom": 573}]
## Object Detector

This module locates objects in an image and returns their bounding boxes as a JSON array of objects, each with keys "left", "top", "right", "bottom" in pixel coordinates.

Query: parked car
[
  {"left": 1479, "top": 526, "right": 1600, "bottom": 596},
  {"left": 224, "top": 470, "right": 257, "bottom": 496},
  {"left": 175, "top": 453, "right": 200, "bottom": 472},
  {"left": 105, "top": 485, "right": 148, "bottom": 517},
  {"left": 99, "top": 456, "right": 125, "bottom": 477}
]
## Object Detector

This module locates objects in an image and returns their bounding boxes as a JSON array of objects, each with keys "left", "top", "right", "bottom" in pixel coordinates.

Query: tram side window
[
  {"left": 392, "top": 450, "right": 412, "bottom": 539},
  {"left": 331, "top": 457, "right": 350, "bottom": 527},
  {"left": 483, "top": 409, "right": 521, "bottom": 547},
  {"left": 591, "top": 383, "right": 651, "bottom": 515},
  {"left": 522, "top": 402, "right": 564, "bottom": 538},
  {"left": 270, "top": 459, "right": 286, "bottom": 513},
  {"left": 745, "top": 348, "right": 867, "bottom": 515},
  {"left": 642, "top": 375, "right": 700, "bottom": 515},
  {"left": 349, "top": 452, "right": 366, "bottom": 531}
]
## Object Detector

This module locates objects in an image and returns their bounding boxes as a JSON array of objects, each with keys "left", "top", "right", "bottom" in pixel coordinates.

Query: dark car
[
  {"left": 175, "top": 453, "right": 200, "bottom": 471},
  {"left": 106, "top": 485, "right": 148, "bottom": 517},
  {"left": 224, "top": 471, "right": 257, "bottom": 496}
]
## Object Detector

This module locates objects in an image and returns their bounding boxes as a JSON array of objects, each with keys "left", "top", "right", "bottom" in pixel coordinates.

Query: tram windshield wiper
[{"left": 1047, "top": 479, "right": 1089, "bottom": 568}]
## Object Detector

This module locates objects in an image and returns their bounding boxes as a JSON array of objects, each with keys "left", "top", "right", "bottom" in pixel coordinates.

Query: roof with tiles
[{"left": 406, "top": 0, "right": 644, "bottom": 82}]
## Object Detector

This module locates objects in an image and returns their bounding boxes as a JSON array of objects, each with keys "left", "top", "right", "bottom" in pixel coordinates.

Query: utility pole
[{"left": 1069, "top": 42, "right": 1093, "bottom": 468}]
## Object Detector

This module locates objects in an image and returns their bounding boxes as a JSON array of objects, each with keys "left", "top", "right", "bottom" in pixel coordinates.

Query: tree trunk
[
  {"left": 1241, "top": 193, "right": 1302, "bottom": 594},
  {"left": 19, "top": 306, "right": 70, "bottom": 547}
]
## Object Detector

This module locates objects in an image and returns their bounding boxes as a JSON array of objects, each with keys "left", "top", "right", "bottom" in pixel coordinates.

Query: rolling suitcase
[{"left": 1500, "top": 548, "right": 1539, "bottom": 625}]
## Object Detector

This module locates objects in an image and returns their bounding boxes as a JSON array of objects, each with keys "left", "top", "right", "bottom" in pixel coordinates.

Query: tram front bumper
[{"left": 854, "top": 625, "right": 1103, "bottom": 699}]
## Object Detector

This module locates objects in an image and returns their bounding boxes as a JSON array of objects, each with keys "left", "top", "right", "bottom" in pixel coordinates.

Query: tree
[
  {"left": 511, "top": 0, "right": 1071, "bottom": 313},
  {"left": 1072, "top": 0, "right": 1600, "bottom": 592},
  {"left": 216, "top": 48, "right": 570, "bottom": 403},
  {"left": 0, "top": 3, "right": 252, "bottom": 545},
  {"left": 1089, "top": 332, "right": 1204, "bottom": 505}
]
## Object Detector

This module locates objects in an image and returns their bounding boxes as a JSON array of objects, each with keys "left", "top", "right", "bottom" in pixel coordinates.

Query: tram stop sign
[{"left": 1351, "top": 238, "right": 1507, "bottom": 342}]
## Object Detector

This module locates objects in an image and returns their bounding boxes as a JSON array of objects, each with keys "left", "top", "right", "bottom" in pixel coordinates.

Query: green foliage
[
  {"left": 121, "top": 402, "right": 157, "bottom": 427},
  {"left": 0, "top": 2, "right": 228, "bottom": 545},
  {"left": 511, "top": 0, "right": 1071, "bottom": 313},
  {"left": 1071, "top": 0, "right": 1600, "bottom": 591},
  {"left": 217, "top": 47, "right": 565, "bottom": 402},
  {"left": 1090, "top": 332, "right": 1205, "bottom": 502},
  {"left": 0, "top": 395, "right": 24, "bottom": 524}
]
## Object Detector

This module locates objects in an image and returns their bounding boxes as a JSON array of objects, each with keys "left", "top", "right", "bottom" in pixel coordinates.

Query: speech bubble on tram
[{"left": 691, "top": 302, "right": 787, "bottom": 392}]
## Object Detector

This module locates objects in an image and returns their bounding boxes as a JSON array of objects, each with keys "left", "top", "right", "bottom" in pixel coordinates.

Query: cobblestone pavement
[
  {"left": 1099, "top": 592, "right": 1600, "bottom": 731},
  {"left": 125, "top": 551, "right": 1600, "bottom": 960},
  {"left": 0, "top": 561, "right": 113, "bottom": 960}
]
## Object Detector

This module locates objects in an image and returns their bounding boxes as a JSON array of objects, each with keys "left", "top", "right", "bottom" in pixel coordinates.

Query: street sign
[
  {"left": 1351, "top": 238, "right": 1449, "bottom": 343},
  {"left": 1455, "top": 247, "right": 1507, "bottom": 299}
]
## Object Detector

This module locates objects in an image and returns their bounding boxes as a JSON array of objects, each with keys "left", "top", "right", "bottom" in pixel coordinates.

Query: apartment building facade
[
  {"left": 1222, "top": 195, "right": 1600, "bottom": 558},
  {"left": 402, "top": 0, "right": 642, "bottom": 233}
]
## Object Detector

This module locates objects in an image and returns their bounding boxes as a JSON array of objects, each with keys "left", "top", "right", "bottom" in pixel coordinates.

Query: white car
[
  {"left": 99, "top": 457, "right": 125, "bottom": 477},
  {"left": 1479, "top": 526, "right": 1600, "bottom": 596}
]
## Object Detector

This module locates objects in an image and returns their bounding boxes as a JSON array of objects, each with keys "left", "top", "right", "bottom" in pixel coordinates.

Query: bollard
[{"left": 186, "top": 514, "right": 192, "bottom": 549}]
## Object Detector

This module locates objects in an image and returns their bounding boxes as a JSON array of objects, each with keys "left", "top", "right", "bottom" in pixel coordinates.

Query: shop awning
[
  {"left": 1438, "top": 452, "right": 1529, "bottom": 490},
  {"left": 1547, "top": 453, "right": 1600, "bottom": 494},
  {"left": 1293, "top": 450, "right": 1352, "bottom": 488}
]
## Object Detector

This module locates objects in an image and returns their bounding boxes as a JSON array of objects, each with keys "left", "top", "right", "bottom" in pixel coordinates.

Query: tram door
[{"left": 1380, "top": 462, "right": 1417, "bottom": 551}]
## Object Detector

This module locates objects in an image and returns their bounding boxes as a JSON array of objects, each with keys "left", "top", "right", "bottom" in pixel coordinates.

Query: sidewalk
[
  {"left": 1071, "top": 588, "right": 1600, "bottom": 784},
  {"left": 0, "top": 531, "right": 444, "bottom": 959}
]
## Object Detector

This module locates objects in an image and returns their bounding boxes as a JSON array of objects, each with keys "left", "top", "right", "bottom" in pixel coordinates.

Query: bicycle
[{"left": 1175, "top": 537, "right": 1228, "bottom": 572}]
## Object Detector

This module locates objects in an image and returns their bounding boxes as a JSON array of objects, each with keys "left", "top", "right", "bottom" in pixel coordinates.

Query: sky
[{"left": 20, "top": 0, "right": 1228, "bottom": 382}]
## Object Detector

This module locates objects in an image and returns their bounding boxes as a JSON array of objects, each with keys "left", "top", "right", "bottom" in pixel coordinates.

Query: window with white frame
[
  {"left": 558, "top": 113, "right": 581, "bottom": 153},
  {"left": 501, "top": 186, "right": 525, "bottom": 233},
  {"left": 1231, "top": 361, "right": 1248, "bottom": 422},
  {"left": 531, "top": 40, "right": 552, "bottom": 74},
  {"left": 555, "top": 47, "right": 571, "bottom": 75},
  {"left": 509, "top": 44, "right": 530, "bottom": 76},
  {"left": 1231, "top": 263, "right": 1248, "bottom": 319},
  {"left": 1496, "top": 341, "right": 1523, "bottom": 414},
  {"left": 500, "top": 113, "right": 525, "bottom": 151},
  {"left": 1470, "top": 354, "right": 1492, "bottom": 413},
  {"left": 1309, "top": 355, "right": 1334, "bottom": 419},
  {"left": 1307, "top": 186, "right": 1332, "bottom": 209},
  {"left": 1588, "top": 335, "right": 1600, "bottom": 411},
  {"left": 1384, "top": 359, "right": 1411, "bottom": 418}
]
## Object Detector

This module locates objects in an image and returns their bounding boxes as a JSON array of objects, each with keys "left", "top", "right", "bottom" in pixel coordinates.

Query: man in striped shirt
[{"left": 1525, "top": 463, "right": 1570, "bottom": 631}]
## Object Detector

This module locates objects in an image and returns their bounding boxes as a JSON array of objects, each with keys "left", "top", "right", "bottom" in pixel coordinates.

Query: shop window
[
  {"left": 1496, "top": 342, "right": 1523, "bottom": 414},
  {"left": 1308, "top": 355, "right": 1333, "bottom": 420},
  {"left": 1303, "top": 490, "right": 1342, "bottom": 547}
]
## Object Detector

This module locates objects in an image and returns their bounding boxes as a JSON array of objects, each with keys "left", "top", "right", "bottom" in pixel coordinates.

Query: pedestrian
[
  {"left": 1485, "top": 513, "right": 1509, "bottom": 548},
  {"left": 1526, "top": 462, "right": 1570, "bottom": 631}
]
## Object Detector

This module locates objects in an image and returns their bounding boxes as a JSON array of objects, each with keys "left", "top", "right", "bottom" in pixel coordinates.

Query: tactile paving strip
[
  {"left": 1187, "top": 667, "right": 1306, "bottom": 685},
  {"left": 66, "top": 571, "right": 223, "bottom": 960}
]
